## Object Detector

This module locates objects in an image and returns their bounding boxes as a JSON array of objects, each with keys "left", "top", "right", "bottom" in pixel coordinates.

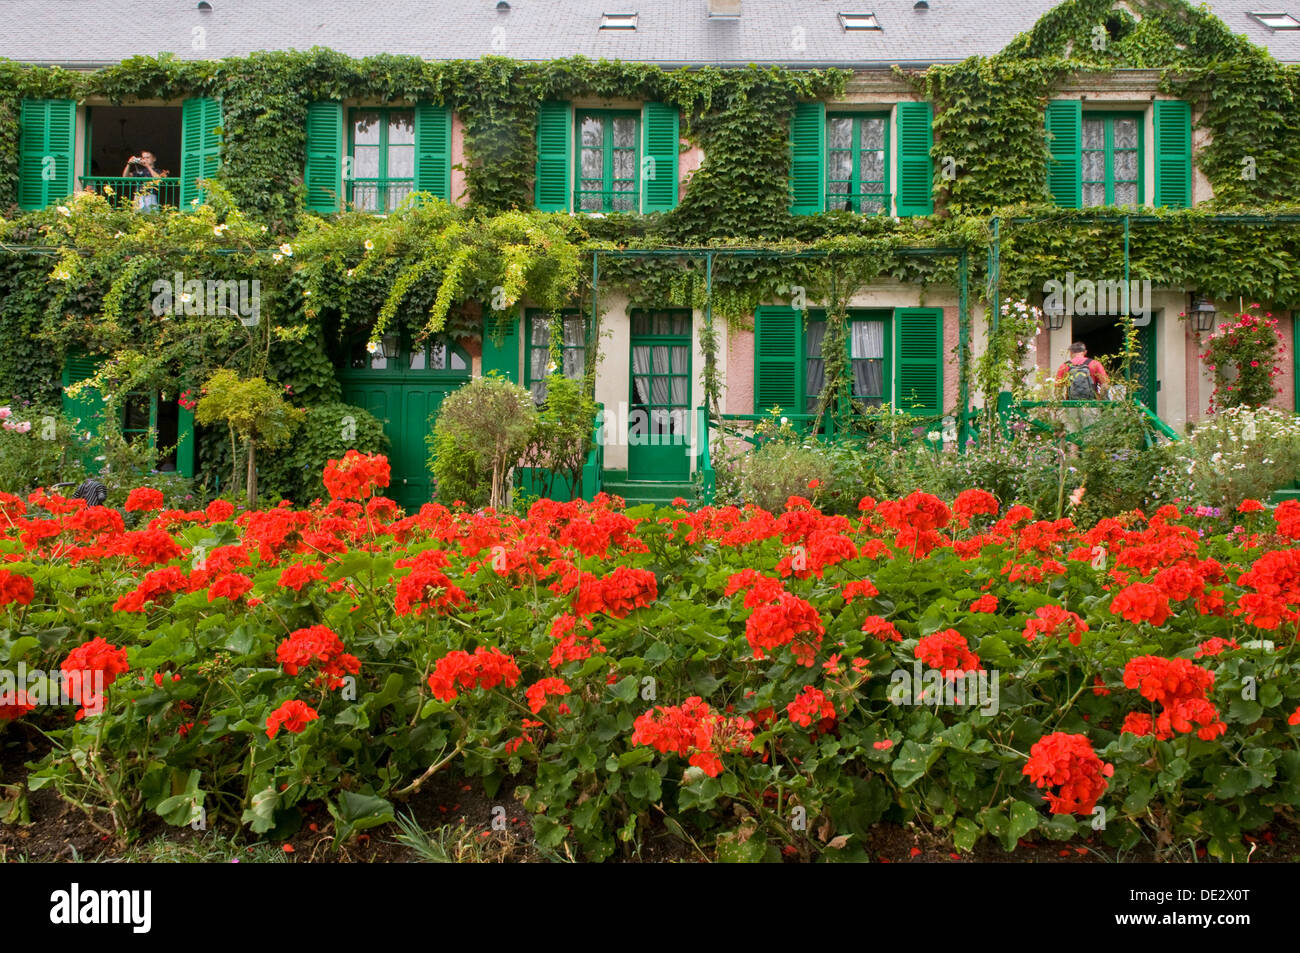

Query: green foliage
[
  {"left": 0, "top": 400, "right": 89, "bottom": 494},
  {"left": 430, "top": 374, "right": 536, "bottom": 509},
  {"left": 428, "top": 428, "right": 489, "bottom": 509},
  {"left": 1198, "top": 309, "right": 1287, "bottom": 410},
  {"left": 519, "top": 374, "right": 597, "bottom": 501},
  {"left": 259, "top": 401, "right": 388, "bottom": 504}
]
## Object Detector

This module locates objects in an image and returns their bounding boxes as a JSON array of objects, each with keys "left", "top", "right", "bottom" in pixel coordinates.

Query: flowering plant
[{"left": 1199, "top": 308, "right": 1286, "bottom": 411}]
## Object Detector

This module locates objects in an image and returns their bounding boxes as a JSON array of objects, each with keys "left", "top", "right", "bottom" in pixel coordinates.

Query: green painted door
[
  {"left": 628, "top": 310, "right": 691, "bottom": 480},
  {"left": 339, "top": 337, "right": 469, "bottom": 511},
  {"left": 1129, "top": 315, "right": 1158, "bottom": 411}
]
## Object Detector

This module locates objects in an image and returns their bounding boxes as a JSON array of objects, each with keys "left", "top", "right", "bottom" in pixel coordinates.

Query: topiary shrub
[{"left": 429, "top": 375, "right": 536, "bottom": 510}]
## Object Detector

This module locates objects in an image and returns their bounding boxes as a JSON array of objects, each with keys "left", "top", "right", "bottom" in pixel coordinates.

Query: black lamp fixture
[
  {"left": 1190, "top": 293, "right": 1217, "bottom": 332},
  {"left": 1044, "top": 303, "right": 1067, "bottom": 331},
  {"left": 378, "top": 332, "right": 401, "bottom": 361}
]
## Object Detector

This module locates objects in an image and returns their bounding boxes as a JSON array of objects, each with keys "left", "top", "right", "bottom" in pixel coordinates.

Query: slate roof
[{"left": 2, "top": 0, "right": 1298, "bottom": 66}]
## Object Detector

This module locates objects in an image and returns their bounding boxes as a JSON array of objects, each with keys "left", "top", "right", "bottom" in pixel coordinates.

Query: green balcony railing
[
  {"left": 79, "top": 176, "right": 180, "bottom": 210},
  {"left": 345, "top": 177, "right": 414, "bottom": 213},
  {"left": 574, "top": 188, "right": 638, "bottom": 214}
]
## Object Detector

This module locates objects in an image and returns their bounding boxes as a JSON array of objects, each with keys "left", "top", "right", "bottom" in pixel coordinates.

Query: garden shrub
[
  {"left": 0, "top": 399, "right": 90, "bottom": 495},
  {"left": 258, "top": 401, "right": 389, "bottom": 505},
  {"left": 428, "top": 428, "right": 489, "bottom": 509},
  {"left": 1164, "top": 406, "right": 1300, "bottom": 510},
  {"left": 430, "top": 375, "right": 537, "bottom": 510}
]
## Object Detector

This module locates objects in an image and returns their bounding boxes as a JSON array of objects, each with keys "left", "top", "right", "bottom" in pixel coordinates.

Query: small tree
[
  {"left": 519, "top": 373, "right": 597, "bottom": 499},
  {"left": 431, "top": 375, "right": 536, "bottom": 510},
  {"left": 195, "top": 370, "right": 300, "bottom": 506}
]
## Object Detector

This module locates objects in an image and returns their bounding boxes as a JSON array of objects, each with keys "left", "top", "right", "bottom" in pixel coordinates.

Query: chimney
[{"left": 707, "top": 0, "right": 741, "bottom": 18}]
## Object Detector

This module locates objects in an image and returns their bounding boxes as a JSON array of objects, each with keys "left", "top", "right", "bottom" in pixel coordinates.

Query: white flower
[
  {"left": 546, "top": 360, "right": 558, "bottom": 374},
  {"left": 179, "top": 292, "right": 193, "bottom": 304},
  {"left": 279, "top": 243, "right": 294, "bottom": 257},
  {"left": 260, "top": 225, "right": 268, "bottom": 233},
  {"left": 272, "top": 253, "right": 283, "bottom": 263},
  {"left": 345, "top": 268, "right": 354, "bottom": 277},
  {"left": 213, "top": 223, "right": 228, "bottom": 235},
  {"left": 364, "top": 239, "right": 374, "bottom": 251},
  {"left": 366, "top": 341, "right": 380, "bottom": 354},
  {"left": 927, "top": 431, "right": 942, "bottom": 442},
  {"left": 303, "top": 289, "right": 311, "bottom": 297},
  {"left": 56, "top": 205, "right": 71, "bottom": 217}
]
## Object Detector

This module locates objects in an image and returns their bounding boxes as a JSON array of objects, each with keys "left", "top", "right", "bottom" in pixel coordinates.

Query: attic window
[
  {"left": 839, "top": 12, "right": 881, "bottom": 30},
  {"left": 1250, "top": 11, "right": 1300, "bottom": 28},
  {"left": 601, "top": 12, "right": 638, "bottom": 29}
]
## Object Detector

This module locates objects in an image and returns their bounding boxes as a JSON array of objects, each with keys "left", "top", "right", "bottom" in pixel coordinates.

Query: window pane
[
  {"left": 1082, "top": 119, "right": 1105, "bottom": 150},
  {"left": 613, "top": 149, "right": 635, "bottom": 179},
  {"left": 850, "top": 320, "right": 885, "bottom": 359},
  {"left": 388, "top": 111, "right": 414, "bottom": 144},
  {"left": 860, "top": 150, "right": 884, "bottom": 183},
  {"left": 1113, "top": 118, "right": 1138, "bottom": 149},
  {"left": 632, "top": 313, "right": 650, "bottom": 335},
  {"left": 581, "top": 148, "right": 603, "bottom": 180},
  {"left": 580, "top": 116, "right": 603, "bottom": 148},
  {"left": 1082, "top": 151, "right": 1105, "bottom": 182},
  {"left": 1083, "top": 183, "right": 1107, "bottom": 207},
  {"left": 387, "top": 145, "right": 414, "bottom": 180},
  {"left": 352, "top": 145, "right": 380, "bottom": 179},
  {"left": 860, "top": 118, "right": 885, "bottom": 151},
  {"left": 429, "top": 342, "right": 448, "bottom": 369},
  {"left": 612, "top": 183, "right": 635, "bottom": 212},
  {"left": 450, "top": 351, "right": 467, "bottom": 371},
  {"left": 1114, "top": 182, "right": 1138, "bottom": 208},
  {"left": 827, "top": 118, "right": 852, "bottom": 150},
  {"left": 563, "top": 317, "right": 585, "bottom": 347},
  {"left": 409, "top": 347, "right": 427, "bottom": 370},
  {"left": 353, "top": 111, "right": 382, "bottom": 145},
  {"left": 612, "top": 117, "right": 637, "bottom": 148},
  {"left": 671, "top": 346, "right": 688, "bottom": 373},
  {"left": 1113, "top": 149, "right": 1138, "bottom": 181},
  {"left": 828, "top": 150, "right": 853, "bottom": 180},
  {"left": 531, "top": 319, "right": 551, "bottom": 346},
  {"left": 806, "top": 321, "right": 826, "bottom": 358}
]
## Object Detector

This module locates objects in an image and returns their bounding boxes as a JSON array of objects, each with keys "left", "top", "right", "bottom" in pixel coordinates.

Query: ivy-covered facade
[{"left": 2, "top": 0, "right": 1299, "bottom": 505}]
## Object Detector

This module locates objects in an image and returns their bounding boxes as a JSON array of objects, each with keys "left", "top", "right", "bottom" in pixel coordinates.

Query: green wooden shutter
[
  {"left": 414, "top": 103, "right": 452, "bottom": 202},
  {"left": 1045, "top": 99, "right": 1082, "bottom": 208},
  {"left": 18, "top": 99, "right": 76, "bottom": 211},
  {"left": 177, "top": 405, "right": 196, "bottom": 479},
  {"left": 62, "top": 352, "right": 105, "bottom": 470},
  {"left": 895, "top": 307, "right": 944, "bottom": 416},
  {"left": 535, "top": 101, "right": 573, "bottom": 212},
  {"left": 304, "top": 101, "right": 344, "bottom": 213},
  {"left": 895, "top": 101, "right": 934, "bottom": 217},
  {"left": 180, "top": 97, "right": 221, "bottom": 208},
  {"left": 640, "top": 102, "right": 679, "bottom": 213},
  {"left": 789, "top": 101, "right": 825, "bottom": 215},
  {"left": 1153, "top": 100, "right": 1192, "bottom": 209},
  {"left": 754, "top": 306, "right": 802, "bottom": 414},
  {"left": 482, "top": 311, "right": 520, "bottom": 381}
]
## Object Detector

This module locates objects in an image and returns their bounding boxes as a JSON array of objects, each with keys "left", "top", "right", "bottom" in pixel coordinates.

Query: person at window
[{"left": 121, "top": 151, "right": 166, "bottom": 211}]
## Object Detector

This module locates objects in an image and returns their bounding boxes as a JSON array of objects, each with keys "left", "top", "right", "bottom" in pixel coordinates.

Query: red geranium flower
[
  {"left": 1022, "top": 732, "right": 1112, "bottom": 815},
  {"left": 124, "top": 487, "right": 165, "bottom": 512},
  {"left": 266, "top": 699, "right": 319, "bottom": 739}
]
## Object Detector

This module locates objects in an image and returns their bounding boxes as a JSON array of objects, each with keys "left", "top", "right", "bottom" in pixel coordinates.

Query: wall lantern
[
  {"left": 1190, "top": 294, "right": 1217, "bottom": 332},
  {"left": 1044, "top": 304, "right": 1067, "bottom": 331},
  {"left": 378, "top": 332, "right": 401, "bottom": 360}
]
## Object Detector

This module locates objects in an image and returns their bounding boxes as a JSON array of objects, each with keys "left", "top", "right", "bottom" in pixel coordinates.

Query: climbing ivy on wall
[{"left": 2, "top": 0, "right": 1300, "bottom": 416}]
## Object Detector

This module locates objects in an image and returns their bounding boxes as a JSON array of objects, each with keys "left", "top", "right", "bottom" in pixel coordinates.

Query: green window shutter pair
[
  {"left": 790, "top": 100, "right": 933, "bottom": 216},
  {"left": 18, "top": 99, "right": 76, "bottom": 211},
  {"left": 305, "top": 102, "right": 451, "bottom": 213},
  {"left": 180, "top": 97, "right": 222, "bottom": 208},
  {"left": 20, "top": 96, "right": 222, "bottom": 212},
  {"left": 481, "top": 311, "right": 520, "bottom": 381},
  {"left": 755, "top": 306, "right": 944, "bottom": 416},
  {"left": 535, "top": 101, "right": 679, "bottom": 213},
  {"left": 1046, "top": 99, "right": 1191, "bottom": 209}
]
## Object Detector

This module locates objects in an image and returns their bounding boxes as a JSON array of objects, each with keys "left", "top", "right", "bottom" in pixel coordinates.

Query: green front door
[
  {"left": 339, "top": 337, "right": 469, "bottom": 511},
  {"left": 628, "top": 310, "right": 691, "bottom": 480}
]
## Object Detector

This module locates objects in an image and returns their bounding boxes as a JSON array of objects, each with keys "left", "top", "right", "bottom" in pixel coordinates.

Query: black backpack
[{"left": 1065, "top": 361, "right": 1097, "bottom": 400}]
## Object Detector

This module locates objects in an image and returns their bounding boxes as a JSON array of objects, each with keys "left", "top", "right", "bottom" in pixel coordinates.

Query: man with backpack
[{"left": 1055, "top": 341, "right": 1109, "bottom": 435}]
